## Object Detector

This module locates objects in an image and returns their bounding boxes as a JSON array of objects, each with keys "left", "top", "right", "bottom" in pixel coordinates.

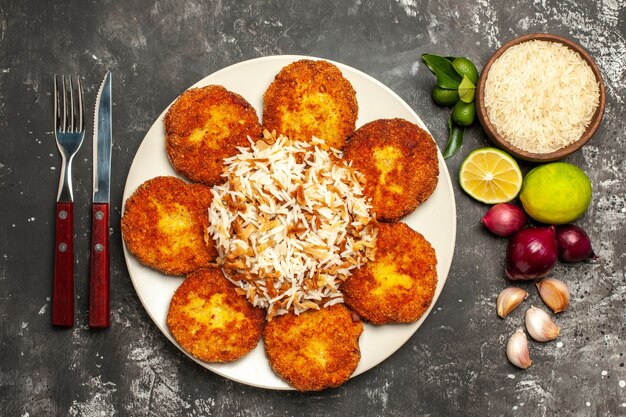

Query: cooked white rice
[
  {"left": 208, "top": 130, "right": 377, "bottom": 319},
  {"left": 484, "top": 40, "right": 600, "bottom": 153}
]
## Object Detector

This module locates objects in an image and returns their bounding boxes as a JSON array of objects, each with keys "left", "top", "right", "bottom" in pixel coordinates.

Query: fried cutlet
[
  {"left": 263, "top": 304, "right": 363, "bottom": 391},
  {"left": 263, "top": 59, "right": 358, "bottom": 150},
  {"left": 121, "top": 176, "right": 217, "bottom": 275},
  {"left": 167, "top": 268, "right": 265, "bottom": 362},
  {"left": 341, "top": 222, "right": 437, "bottom": 325},
  {"left": 165, "top": 85, "right": 262, "bottom": 186},
  {"left": 344, "top": 118, "right": 439, "bottom": 222}
]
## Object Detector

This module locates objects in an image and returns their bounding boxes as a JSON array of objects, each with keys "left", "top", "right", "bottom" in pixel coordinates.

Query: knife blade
[{"left": 89, "top": 72, "right": 112, "bottom": 328}]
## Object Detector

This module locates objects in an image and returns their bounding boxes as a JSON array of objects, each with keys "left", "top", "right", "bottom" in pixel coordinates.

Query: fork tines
[{"left": 54, "top": 75, "right": 84, "bottom": 134}]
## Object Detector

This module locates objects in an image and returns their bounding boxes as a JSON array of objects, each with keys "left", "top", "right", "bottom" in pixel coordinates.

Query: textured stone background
[{"left": 0, "top": 0, "right": 624, "bottom": 416}]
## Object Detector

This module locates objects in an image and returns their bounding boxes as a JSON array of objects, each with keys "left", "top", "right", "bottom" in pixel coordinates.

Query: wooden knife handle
[
  {"left": 89, "top": 203, "right": 110, "bottom": 328},
  {"left": 52, "top": 201, "right": 74, "bottom": 327}
]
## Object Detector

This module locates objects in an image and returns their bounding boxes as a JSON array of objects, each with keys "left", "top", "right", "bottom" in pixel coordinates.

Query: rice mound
[{"left": 208, "top": 130, "right": 377, "bottom": 319}]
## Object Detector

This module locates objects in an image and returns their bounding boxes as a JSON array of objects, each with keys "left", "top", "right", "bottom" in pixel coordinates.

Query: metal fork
[{"left": 52, "top": 75, "right": 85, "bottom": 327}]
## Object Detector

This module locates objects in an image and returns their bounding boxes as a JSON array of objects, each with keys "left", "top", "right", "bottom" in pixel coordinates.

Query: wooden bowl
[{"left": 475, "top": 33, "right": 606, "bottom": 162}]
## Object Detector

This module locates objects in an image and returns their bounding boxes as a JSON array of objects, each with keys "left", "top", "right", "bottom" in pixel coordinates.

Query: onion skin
[
  {"left": 505, "top": 226, "right": 558, "bottom": 280},
  {"left": 555, "top": 224, "right": 597, "bottom": 262},
  {"left": 481, "top": 203, "right": 528, "bottom": 237}
]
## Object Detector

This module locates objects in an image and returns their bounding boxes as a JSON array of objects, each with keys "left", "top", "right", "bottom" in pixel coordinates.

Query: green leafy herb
[
  {"left": 421, "top": 54, "right": 462, "bottom": 89},
  {"left": 422, "top": 53, "right": 479, "bottom": 159},
  {"left": 443, "top": 114, "right": 465, "bottom": 159}
]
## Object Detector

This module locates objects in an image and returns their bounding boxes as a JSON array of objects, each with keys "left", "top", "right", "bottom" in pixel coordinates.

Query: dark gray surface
[{"left": 1, "top": 1, "right": 624, "bottom": 416}]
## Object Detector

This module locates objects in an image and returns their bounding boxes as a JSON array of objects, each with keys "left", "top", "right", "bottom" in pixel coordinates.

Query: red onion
[
  {"left": 555, "top": 224, "right": 597, "bottom": 262},
  {"left": 481, "top": 203, "right": 527, "bottom": 237},
  {"left": 505, "top": 226, "right": 558, "bottom": 280}
]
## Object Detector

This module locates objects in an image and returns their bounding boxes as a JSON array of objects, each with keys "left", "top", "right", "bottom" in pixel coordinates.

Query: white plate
[{"left": 123, "top": 55, "right": 457, "bottom": 390}]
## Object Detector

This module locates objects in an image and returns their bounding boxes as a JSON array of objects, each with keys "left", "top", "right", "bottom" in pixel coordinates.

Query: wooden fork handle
[
  {"left": 52, "top": 201, "right": 74, "bottom": 327},
  {"left": 89, "top": 203, "right": 110, "bottom": 328}
]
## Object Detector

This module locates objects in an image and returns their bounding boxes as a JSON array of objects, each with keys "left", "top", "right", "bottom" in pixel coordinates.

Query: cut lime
[
  {"left": 459, "top": 147, "right": 523, "bottom": 204},
  {"left": 458, "top": 75, "right": 476, "bottom": 103}
]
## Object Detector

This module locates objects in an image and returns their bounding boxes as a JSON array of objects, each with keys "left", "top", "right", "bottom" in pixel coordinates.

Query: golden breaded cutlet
[
  {"left": 121, "top": 176, "right": 217, "bottom": 275},
  {"left": 167, "top": 268, "right": 265, "bottom": 362},
  {"left": 341, "top": 222, "right": 437, "bottom": 324},
  {"left": 344, "top": 118, "right": 439, "bottom": 222},
  {"left": 263, "top": 304, "right": 363, "bottom": 391},
  {"left": 263, "top": 59, "right": 358, "bottom": 150},
  {"left": 165, "top": 85, "right": 262, "bottom": 186}
]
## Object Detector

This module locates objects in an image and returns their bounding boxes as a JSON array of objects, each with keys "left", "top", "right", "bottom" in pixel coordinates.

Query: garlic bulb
[
  {"left": 536, "top": 278, "right": 570, "bottom": 313},
  {"left": 525, "top": 306, "right": 560, "bottom": 342},
  {"left": 507, "top": 329, "right": 532, "bottom": 369},
  {"left": 497, "top": 287, "right": 528, "bottom": 318}
]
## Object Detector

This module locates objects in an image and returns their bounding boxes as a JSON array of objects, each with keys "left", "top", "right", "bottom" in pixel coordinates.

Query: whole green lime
[
  {"left": 452, "top": 57, "right": 479, "bottom": 84},
  {"left": 519, "top": 162, "right": 592, "bottom": 224},
  {"left": 452, "top": 100, "right": 476, "bottom": 126},
  {"left": 432, "top": 86, "right": 459, "bottom": 106}
]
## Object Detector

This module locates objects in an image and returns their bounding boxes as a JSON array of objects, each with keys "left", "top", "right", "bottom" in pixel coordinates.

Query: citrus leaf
[
  {"left": 458, "top": 75, "right": 476, "bottom": 103},
  {"left": 421, "top": 54, "right": 462, "bottom": 89},
  {"left": 443, "top": 114, "right": 465, "bottom": 159}
]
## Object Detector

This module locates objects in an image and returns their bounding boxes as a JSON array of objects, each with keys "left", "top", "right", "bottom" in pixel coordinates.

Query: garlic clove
[
  {"left": 525, "top": 306, "right": 560, "bottom": 342},
  {"left": 536, "top": 278, "right": 570, "bottom": 313},
  {"left": 497, "top": 287, "right": 529, "bottom": 318},
  {"left": 507, "top": 328, "right": 532, "bottom": 369}
]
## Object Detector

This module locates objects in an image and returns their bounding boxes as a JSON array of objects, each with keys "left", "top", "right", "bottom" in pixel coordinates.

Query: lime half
[{"left": 459, "top": 147, "right": 523, "bottom": 204}]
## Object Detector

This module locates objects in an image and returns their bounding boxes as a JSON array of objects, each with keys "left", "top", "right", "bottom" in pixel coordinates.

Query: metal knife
[{"left": 89, "top": 72, "right": 112, "bottom": 328}]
